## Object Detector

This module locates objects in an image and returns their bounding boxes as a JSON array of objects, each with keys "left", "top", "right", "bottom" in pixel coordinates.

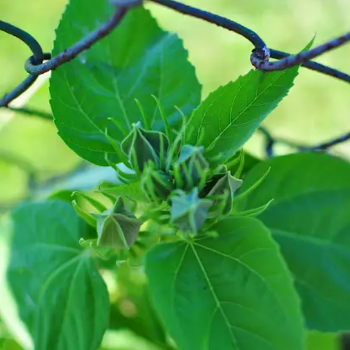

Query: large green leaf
[
  {"left": 50, "top": 1, "right": 201, "bottom": 166},
  {"left": 0, "top": 338, "right": 22, "bottom": 350},
  {"left": 306, "top": 331, "right": 339, "bottom": 350},
  {"left": 145, "top": 217, "right": 305, "bottom": 350},
  {"left": 185, "top": 68, "right": 298, "bottom": 163},
  {"left": 7, "top": 201, "right": 109, "bottom": 350},
  {"left": 98, "top": 181, "right": 147, "bottom": 202},
  {"left": 237, "top": 153, "right": 350, "bottom": 332},
  {"left": 0, "top": 217, "right": 32, "bottom": 349}
]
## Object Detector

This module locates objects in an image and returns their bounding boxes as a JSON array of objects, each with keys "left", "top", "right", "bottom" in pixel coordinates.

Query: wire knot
[{"left": 250, "top": 46, "right": 271, "bottom": 69}]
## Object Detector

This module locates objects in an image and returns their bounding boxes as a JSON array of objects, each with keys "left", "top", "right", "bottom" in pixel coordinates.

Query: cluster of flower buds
[
  {"left": 174, "top": 145, "right": 209, "bottom": 191},
  {"left": 170, "top": 168, "right": 242, "bottom": 233},
  {"left": 118, "top": 122, "right": 244, "bottom": 234},
  {"left": 75, "top": 122, "right": 245, "bottom": 249}
]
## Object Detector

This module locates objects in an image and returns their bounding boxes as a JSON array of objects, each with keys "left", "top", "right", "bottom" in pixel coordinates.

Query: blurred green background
[{"left": 0, "top": 0, "right": 349, "bottom": 349}]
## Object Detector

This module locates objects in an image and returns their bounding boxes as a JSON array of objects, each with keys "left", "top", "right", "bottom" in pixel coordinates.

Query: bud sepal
[
  {"left": 203, "top": 168, "right": 243, "bottom": 215},
  {"left": 141, "top": 163, "right": 174, "bottom": 202},
  {"left": 93, "top": 197, "right": 143, "bottom": 249},
  {"left": 174, "top": 145, "right": 209, "bottom": 191},
  {"left": 170, "top": 188, "right": 212, "bottom": 234},
  {"left": 121, "top": 122, "right": 169, "bottom": 174}
]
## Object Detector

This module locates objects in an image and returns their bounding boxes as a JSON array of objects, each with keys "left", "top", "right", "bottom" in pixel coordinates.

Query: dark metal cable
[
  {"left": 0, "top": 0, "right": 140, "bottom": 107},
  {"left": 154, "top": 0, "right": 350, "bottom": 156},
  {"left": 6, "top": 106, "right": 53, "bottom": 120},
  {"left": 270, "top": 49, "right": 350, "bottom": 83},
  {"left": 0, "top": 20, "right": 43, "bottom": 63},
  {"left": 25, "top": 2, "right": 141, "bottom": 75},
  {"left": 0, "top": 21, "right": 48, "bottom": 107},
  {"left": 258, "top": 127, "right": 350, "bottom": 157},
  {"left": 150, "top": 0, "right": 266, "bottom": 48},
  {"left": 0, "top": 75, "right": 37, "bottom": 107},
  {"left": 258, "top": 127, "right": 275, "bottom": 157},
  {"left": 151, "top": 0, "right": 350, "bottom": 85},
  {"left": 0, "top": 54, "right": 51, "bottom": 107},
  {"left": 1, "top": 0, "right": 350, "bottom": 152},
  {"left": 303, "top": 132, "right": 350, "bottom": 151},
  {"left": 252, "top": 31, "right": 350, "bottom": 72}
]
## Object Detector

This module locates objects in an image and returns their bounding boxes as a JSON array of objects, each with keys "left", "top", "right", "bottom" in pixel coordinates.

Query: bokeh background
[{"left": 0, "top": 0, "right": 349, "bottom": 349}]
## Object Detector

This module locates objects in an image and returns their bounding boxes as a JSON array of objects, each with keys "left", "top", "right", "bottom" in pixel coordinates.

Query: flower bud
[
  {"left": 121, "top": 123, "right": 169, "bottom": 174},
  {"left": 93, "top": 197, "right": 143, "bottom": 249},
  {"left": 170, "top": 188, "right": 212, "bottom": 234},
  {"left": 175, "top": 145, "right": 209, "bottom": 190},
  {"left": 205, "top": 171, "right": 243, "bottom": 215},
  {"left": 141, "top": 164, "right": 174, "bottom": 201}
]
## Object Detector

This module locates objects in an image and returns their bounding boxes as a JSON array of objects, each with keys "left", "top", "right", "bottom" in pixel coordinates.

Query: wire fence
[{"left": 0, "top": 0, "right": 350, "bottom": 158}]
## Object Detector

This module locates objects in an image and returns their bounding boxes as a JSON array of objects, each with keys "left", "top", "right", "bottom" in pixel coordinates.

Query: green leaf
[
  {"left": 7, "top": 201, "right": 109, "bottom": 350},
  {"left": 302, "top": 36, "right": 315, "bottom": 52},
  {"left": 73, "top": 191, "right": 107, "bottom": 212},
  {"left": 99, "top": 181, "right": 148, "bottom": 202},
  {"left": 0, "top": 217, "right": 32, "bottom": 350},
  {"left": 185, "top": 68, "right": 298, "bottom": 164},
  {"left": 306, "top": 331, "right": 339, "bottom": 350},
  {"left": 0, "top": 338, "right": 22, "bottom": 350},
  {"left": 145, "top": 217, "right": 305, "bottom": 350},
  {"left": 50, "top": 2, "right": 201, "bottom": 166},
  {"left": 226, "top": 152, "right": 261, "bottom": 177},
  {"left": 238, "top": 153, "right": 350, "bottom": 332}
]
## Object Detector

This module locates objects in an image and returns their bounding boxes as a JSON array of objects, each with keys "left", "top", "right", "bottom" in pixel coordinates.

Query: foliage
[{"left": 2, "top": 1, "right": 350, "bottom": 350}]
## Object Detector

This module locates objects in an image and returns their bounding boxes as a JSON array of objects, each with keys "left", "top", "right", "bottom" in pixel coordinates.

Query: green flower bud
[
  {"left": 205, "top": 171, "right": 243, "bottom": 215},
  {"left": 141, "top": 164, "right": 174, "bottom": 201},
  {"left": 93, "top": 197, "right": 143, "bottom": 249},
  {"left": 170, "top": 188, "right": 212, "bottom": 234},
  {"left": 175, "top": 145, "right": 209, "bottom": 191},
  {"left": 121, "top": 123, "right": 169, "bottom": 174},
  {"left": 71, "top": 191, "right": 107, "bottom": 228}
]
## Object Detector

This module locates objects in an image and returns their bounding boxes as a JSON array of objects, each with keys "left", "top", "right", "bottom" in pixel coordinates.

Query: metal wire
[
  {"left": 1, "top": 0, "right": 350, "bottom": 154},
  {"left": 0, "top": 20, "right": 50, "bottom": 107}
]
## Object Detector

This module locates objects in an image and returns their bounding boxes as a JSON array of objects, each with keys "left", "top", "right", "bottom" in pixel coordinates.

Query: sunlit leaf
[
  {"left": 185, "top": 68, "right": 298, "bottom": 164},
  {"left": 7, "top": 201, "right": 109, "bottom": 350},
  {"left": 146, "top": 217, "right": 305, "bottom": 350},
  {"left": 50, "top": 2, "right": 201, "bottom": 165},
  {"left": 238, "top": 153, "right": 350, "bottom": 332}
]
